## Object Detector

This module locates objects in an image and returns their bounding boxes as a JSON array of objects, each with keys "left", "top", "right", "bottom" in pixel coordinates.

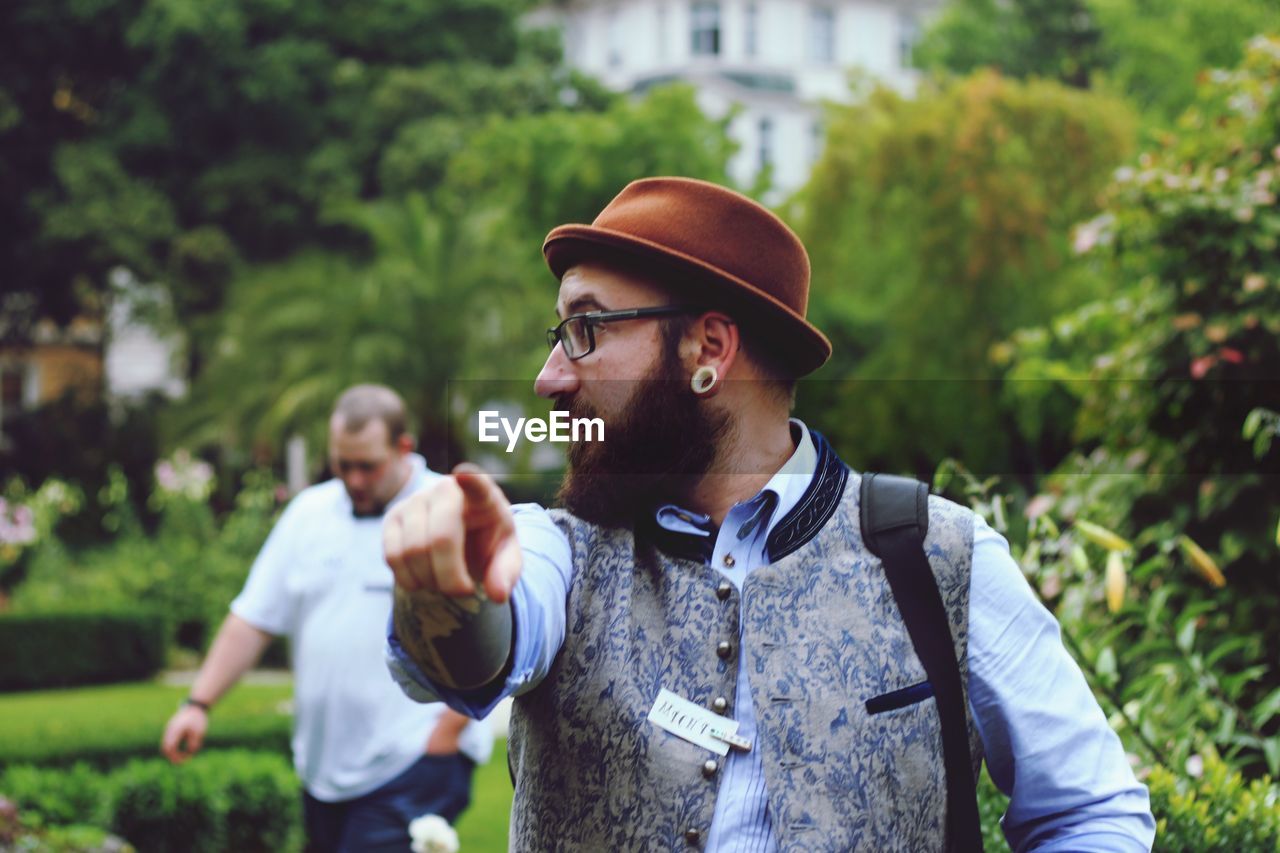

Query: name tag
[{"left": 647, "top": 687, "right": 750, "bottom": 756}]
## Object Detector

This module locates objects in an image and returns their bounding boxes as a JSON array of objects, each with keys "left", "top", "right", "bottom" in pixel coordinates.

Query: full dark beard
[{"left": 555, "top": 360, "right": 731, "bottom": 528}]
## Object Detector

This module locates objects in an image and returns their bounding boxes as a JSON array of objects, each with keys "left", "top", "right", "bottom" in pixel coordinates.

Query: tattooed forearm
[{"left": 393, "top": 587, "right": 513, "bottom": 691}]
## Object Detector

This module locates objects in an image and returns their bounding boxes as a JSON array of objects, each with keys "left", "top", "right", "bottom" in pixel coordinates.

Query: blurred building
[
  {"left": 0, "top": 318, "right": 103, "bottom": 433},
  {"left": 532, "top": 0, "right": 936, "bottom": 196},
  {"left": 0, "top": 273, "right": 185, "bottom": 449}
]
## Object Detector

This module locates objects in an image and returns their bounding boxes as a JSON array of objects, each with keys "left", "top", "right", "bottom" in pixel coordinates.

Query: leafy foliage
[
  {"left": 915, "top": 0, "right": 1280, "bottom": 123},
  {"left": 794, "top": 71, "right": 1133, "bottom": 477},
  {"left": 914, "top": 0, "right": 1105, "bottom": 88},
  {"left": 12, "top": 466, "right": 281, "bottom": 652},
  {"left": 1, "top": 751, "right": 299, "bottom": 853},
  {"left": 1089, "top": 0, "right": 1280, "bottom": 123},
  {"left": 172, "top": 85, "right": 736, "bottom": 469},
  {"left": 1147, "top": 751, "right": 1280, "bottom": 851},
  {"left": 0, "top": 0, "right": 599, "bottom": 353},
  {"left": 996, "top": 37, "right": 1280, "bottom": 777}
]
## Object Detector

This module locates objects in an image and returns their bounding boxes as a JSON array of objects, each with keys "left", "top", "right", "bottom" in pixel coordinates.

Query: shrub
[
  {"left": 1148, "top": 752, "right": 1280, "bottom": 851},
  {"left": 3, "top": 750, "right": 348, "bottom": 851},
  {"left": 34, "top": 751, "right": 301, "bottom": 853},
  {"left": 1000, "top": 37, "right": 1280, "bottom": 777},
  {"left": 12, "top": 467, "right": 282, "bottom": 656},
  {"left": 0, "top": 610, "right": 166, "bottom": 690},
  {"left": 195, "top": 751, "right": 299, "bottom": 852},
  {"left": 109, "top": 759, "right": 227, "bottom": 853},
  {"left": 0, "top": 763, "right": 108, "bottom": 828},
  {"left": 106, "top": 751, "right": 299, "bottom": 853}
]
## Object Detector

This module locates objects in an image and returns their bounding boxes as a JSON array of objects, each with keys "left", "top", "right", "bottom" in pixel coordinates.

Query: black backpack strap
[{"left": 860, "top": 473, "right": 983, "bottom": 851}]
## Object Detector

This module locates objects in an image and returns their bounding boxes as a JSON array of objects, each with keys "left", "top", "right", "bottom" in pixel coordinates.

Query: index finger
[{"left": 453, "top": 464, "right": 511, "bottom": 525}]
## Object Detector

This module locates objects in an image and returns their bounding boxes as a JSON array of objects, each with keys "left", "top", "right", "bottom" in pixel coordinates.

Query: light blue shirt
[{"left": 388, "top": 424, "right": 1155, "bottom": 851}]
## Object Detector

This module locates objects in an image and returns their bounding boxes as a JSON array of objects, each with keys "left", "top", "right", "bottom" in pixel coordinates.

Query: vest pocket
[{"left": 864, "top": 680, "right": 934, "bottom": 715}]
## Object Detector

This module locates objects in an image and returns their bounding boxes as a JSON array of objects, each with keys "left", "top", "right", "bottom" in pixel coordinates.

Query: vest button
[
  {"left": 685, "top": 828, "right": 702, "bottom": 845},
  {"left": 716, "top": 641, "right": 732, "bottom": 659},
  {"left": 723, "top": 554, "right": 736, "bottom": 567},
  {"left": 702, "top": 759, "right": 719, "bottom": 778},
  {"left": 716, "top": 582, "right": 732, "bottom": 600},
  {"left": 712, "top": 696, "right": 728, "bottom": 713}
]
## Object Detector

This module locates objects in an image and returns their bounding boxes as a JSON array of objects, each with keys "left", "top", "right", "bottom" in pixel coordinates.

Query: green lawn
[
  {"left": 0, "top": 680, "right": 293, "bottom": 767},
  {"left": 456, "top": 739, "right": 514, "bottom": 851}
]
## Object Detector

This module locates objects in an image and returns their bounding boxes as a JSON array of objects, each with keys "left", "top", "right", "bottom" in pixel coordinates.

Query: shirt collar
[{"left": 653, "top": 419, "right": 818, "bottom": 545}]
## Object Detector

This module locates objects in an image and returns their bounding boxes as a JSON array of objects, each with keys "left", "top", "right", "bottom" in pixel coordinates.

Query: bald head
[
  {"left": 329, "top": 385, "right": 414, "bottom": 516},
  {"left": 332, "top": 384, "right": 408, "bottom": 443}
]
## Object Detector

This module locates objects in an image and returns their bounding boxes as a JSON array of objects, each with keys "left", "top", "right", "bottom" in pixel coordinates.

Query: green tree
[
  {"left": 915, "top": 0, "right": 1280, "bottom": 124},
  {"left": 914, "top": 0, "right": 1105, "bottom": 88},
  {"left": 174, "top": 85, "right": 738, "bottom": 468},
  {"left": 1089, "top": 0, "right": 1280, "bottom": 122},
  {"left": 0, "top": 0, "right": 602, "bottom": 354},
  {"left": 793, "top": 72, "right": 1134, "bottom": 478}
]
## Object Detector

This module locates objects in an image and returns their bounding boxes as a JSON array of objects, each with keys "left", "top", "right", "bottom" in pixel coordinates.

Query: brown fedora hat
[{"left": 542, "top": 177, "right": 832, "bottom": 377}]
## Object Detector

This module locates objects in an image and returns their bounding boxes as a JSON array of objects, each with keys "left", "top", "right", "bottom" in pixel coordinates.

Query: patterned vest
[{"left": 508, "top": 438, "right": 982, "bottom": 851}]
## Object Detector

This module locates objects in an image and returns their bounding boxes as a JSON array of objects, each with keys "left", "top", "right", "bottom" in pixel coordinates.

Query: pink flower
[{"left": 1190, "top": 356, "right": 1217, "bottom": 379}]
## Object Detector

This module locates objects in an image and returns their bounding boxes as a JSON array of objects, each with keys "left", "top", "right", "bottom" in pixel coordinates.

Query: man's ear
[
  {"left": 684, "top": 312, "right": 739, "bottom": 394},
  {"left": 396, "top": 433, "right": 416, "bottom": 455}
]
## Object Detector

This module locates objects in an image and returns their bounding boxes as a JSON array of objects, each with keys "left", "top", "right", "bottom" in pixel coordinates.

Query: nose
[{"left": 535, "top": 344, "right": 580, "bottom": 399}]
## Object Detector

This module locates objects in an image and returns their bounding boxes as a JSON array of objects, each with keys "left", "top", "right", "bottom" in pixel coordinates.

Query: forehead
[
  {"left": 556, "top": 262, "right": 670, "bottom": 317},
  {"left": 328, "top": 416, "right": 391, "bottom": 454}
]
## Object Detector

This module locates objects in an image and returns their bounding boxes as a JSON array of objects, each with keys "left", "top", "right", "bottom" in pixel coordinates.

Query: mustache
[{"left": 552, "top": 393, "right": 599, "bottom": 422}]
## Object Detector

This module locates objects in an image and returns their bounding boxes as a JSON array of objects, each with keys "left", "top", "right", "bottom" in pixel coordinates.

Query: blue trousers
[{"left": 303, "top": 753, "right": 474, "bottom": 853}]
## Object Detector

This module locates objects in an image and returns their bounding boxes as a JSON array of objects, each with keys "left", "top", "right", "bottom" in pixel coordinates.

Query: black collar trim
[{"left": 764, "top": 428, "right": 849, "bottom": 562}]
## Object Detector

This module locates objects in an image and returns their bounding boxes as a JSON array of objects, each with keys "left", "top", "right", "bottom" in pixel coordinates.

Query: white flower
[
  {"left": 409, "top": 814, "right": 459, "bottom": 853},
  {"left": 154, "top": 449, "right": 215, "bottom": 501}
]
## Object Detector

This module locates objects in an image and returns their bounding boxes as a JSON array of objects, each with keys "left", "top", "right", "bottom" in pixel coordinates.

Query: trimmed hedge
[
  {"left": 0, "top": 610, "right": 167, "bottom": 690},
  {"left": 1, "top": 751, "right": 300, "bottom": 853}
]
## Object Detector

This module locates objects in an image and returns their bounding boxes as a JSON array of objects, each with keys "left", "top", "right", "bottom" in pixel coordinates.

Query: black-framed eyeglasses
[{"left": 546, "top": 306, "right": 695, "bottom": 360}]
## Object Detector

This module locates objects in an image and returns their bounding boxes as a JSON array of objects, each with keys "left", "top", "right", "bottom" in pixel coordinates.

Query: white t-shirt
[{"left": 232, "top": 454, "right": 492, "bottom": 802}]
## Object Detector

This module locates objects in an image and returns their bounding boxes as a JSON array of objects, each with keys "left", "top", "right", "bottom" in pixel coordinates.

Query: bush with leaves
[
  {"left": 1, "top": 751, "right": 298, "bottom": 853},
  {"left": 937, "top": 457, "right": 1280, "bottom": 780},
  {"left": 1147, "top": 750, "right": 1280, "bottom": 851},
  {"left": 794, "top": 70, "right": 1133, "bottom": 478},
  {"left": 999, "top": 36, "right": 1280, "bottom": 776},
  {"left": 12, "top": 466, "right": 281, "bottom": 652}
]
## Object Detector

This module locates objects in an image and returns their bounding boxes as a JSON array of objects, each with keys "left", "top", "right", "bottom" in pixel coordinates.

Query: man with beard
[
  {"left": 162, "top": 385, "right": 490, "bottom": 852},
  {"left": 382, "top": 179, "right": 1154, "bottom": 851}
]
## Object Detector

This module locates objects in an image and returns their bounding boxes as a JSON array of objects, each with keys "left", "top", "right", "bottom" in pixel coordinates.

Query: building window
[
  {"left": 809, "top": 6, "right": 835, "bottom": 63},
  {"left": 691, "top": 1, "right": 721, "bottom": 57},
  {"left": 658, "top": 3, "right": 669, "bottom": 60},
  {"left": 899, "top": 13, "right": 920, "bottom": 68},
  {"left": 758, "top": 116, "right": 773, "bottom": 173},
  {"left": 745, "top": 3, "right": 759, "bottom": 58},
  {"left": 608, "top": 10, "right": 623, "bottom": 67}
]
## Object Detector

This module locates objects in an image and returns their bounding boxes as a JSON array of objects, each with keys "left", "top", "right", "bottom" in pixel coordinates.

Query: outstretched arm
[{"left": 384, "top": 466, "right": 522, "bottom": 692}]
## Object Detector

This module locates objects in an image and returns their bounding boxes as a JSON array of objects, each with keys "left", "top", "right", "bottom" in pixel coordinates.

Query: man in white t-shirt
[{"left": 162, "top": 384, "right": 490, "bottom": 852}]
